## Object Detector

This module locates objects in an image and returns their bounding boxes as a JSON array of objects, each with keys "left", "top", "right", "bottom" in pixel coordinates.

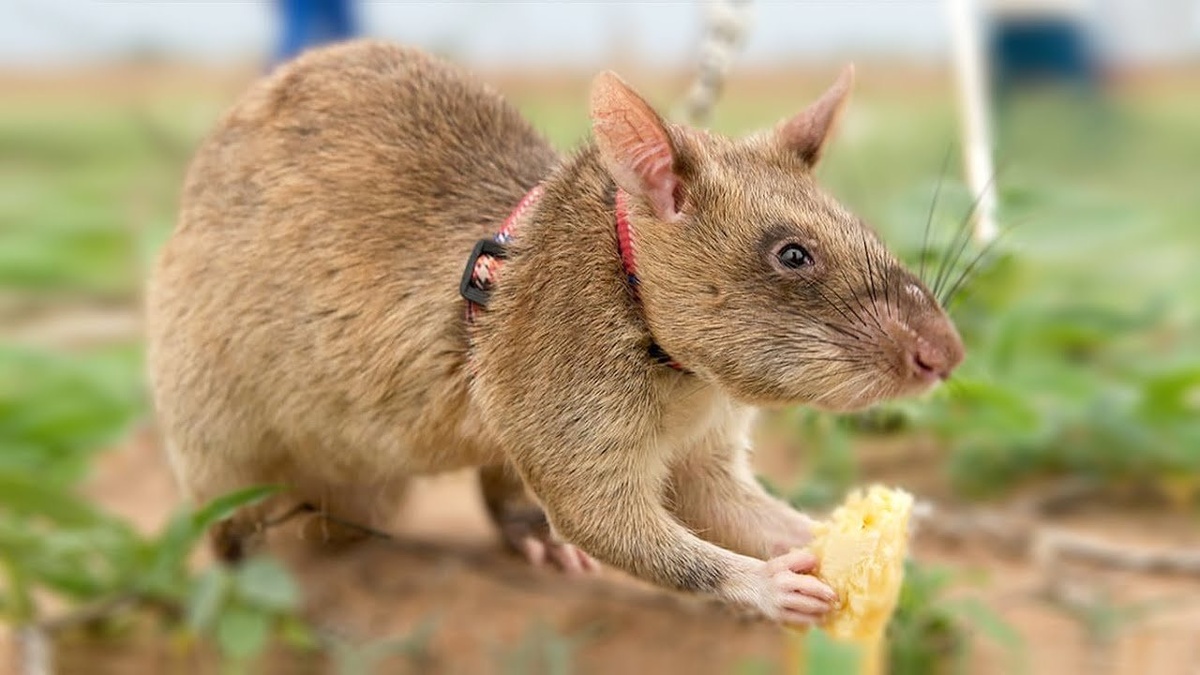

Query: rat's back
[{"left": 147, "top": 41, "right": 556, "bottom": 501}]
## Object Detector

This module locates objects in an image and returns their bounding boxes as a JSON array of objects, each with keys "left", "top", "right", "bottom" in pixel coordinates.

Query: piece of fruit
[{"left": 787, "top": 484, "right": 915, "bottom": 675}]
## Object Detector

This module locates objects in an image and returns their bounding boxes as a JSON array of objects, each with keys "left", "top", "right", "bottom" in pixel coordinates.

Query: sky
[
  {"left": 0, "top": 1, "right": 1002, "bottom": 68},
  {"left": 1, "top": 1, "right": 1196, "bottom": 69}
]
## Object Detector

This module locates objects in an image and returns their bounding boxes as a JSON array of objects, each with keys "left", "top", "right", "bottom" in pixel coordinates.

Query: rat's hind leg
[
  {"left": 297, "top": 477, "right": 410, "bottom": 548},
  {"left": 168, "top": 443, "right": 296, "bottom": 563},
  {"left": 479, "top": 463, "right": 599, "bottom": 574}
]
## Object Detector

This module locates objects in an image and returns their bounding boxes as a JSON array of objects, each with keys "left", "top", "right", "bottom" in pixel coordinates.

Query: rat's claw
[
  {"left": 550, "top": 543, "right": 585, "bottom": 574},
  {"left": 521, "top": 536, "right": 548, "bottom": 567},
  {"left": 519, "top": 536, "right": 601, "bottom": 575},
  {"left": 556, "top": 544, "right": 602, "bottom": 576},
  {"left": 578, "top": 548, "right": 602, "bottom": 575}
]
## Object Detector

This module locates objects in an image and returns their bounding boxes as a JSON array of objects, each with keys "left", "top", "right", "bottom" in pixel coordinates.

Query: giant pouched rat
[{"left": 146, "top": 40, "right": 963, "bottom": 625}]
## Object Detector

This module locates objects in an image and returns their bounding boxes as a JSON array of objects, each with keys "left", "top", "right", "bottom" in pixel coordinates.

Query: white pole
[{"left": 945, "top": 0, "right": 1000, "bottom": 244}]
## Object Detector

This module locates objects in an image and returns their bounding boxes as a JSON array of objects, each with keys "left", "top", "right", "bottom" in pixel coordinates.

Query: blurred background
[{"left": 1, "top": 1, "right": 1198, "bottom": 674}]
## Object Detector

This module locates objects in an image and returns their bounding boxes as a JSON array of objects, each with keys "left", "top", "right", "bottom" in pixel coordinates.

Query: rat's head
[{"left": 590, "top": 67, "right": 964, "bottom": 411}]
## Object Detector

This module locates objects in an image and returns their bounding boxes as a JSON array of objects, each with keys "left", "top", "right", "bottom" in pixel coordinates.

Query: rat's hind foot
[
  {"left": 210, "top": 518, "right": 261, "bottom": 563},
  {"left": 501, "top": 506, "right": 601, "bottom": 575},
  {"left": 205, "top": 492, "right": 294, "bottom": 563},
  {"left": 293, "top": 481, "right": 407, "bottom": 552},
  {"left": 298, "top": 511, "right": 375, "bottom": 548},
  {"left": 480, "top": 463, "right": 601, "bottom": 575}
]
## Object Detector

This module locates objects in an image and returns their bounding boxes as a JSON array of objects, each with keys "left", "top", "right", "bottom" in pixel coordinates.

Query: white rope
[{"left": 677, "top": 0, "right": 755, "bottom": 126}]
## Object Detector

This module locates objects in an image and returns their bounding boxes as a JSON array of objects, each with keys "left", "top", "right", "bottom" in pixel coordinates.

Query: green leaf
[
  {"left": 216, "top": 604, "right": 271, "bottom": 661},
  {"left": 0, "top": 471, "right": 105, "bottom": 526},
  {"left": 0, "top": 346, "right": 143, "bottom": 487},
  {"left": 233, "top": 558, "right": 298, "bottom": 612},
  {"left": 190, "top": 485, "right": 282, "bottom": 532},
  {"left": 186, "top": 566, "right": 230, "bottom": 632},
  {"left": 1, "top": 557, "right": 34, "bottom": 623},
  {"left": 143, "top": 485, "right": 283, "bottom": 595},
  {"left": 800, "top": 628, "right": 862, "bottom": 673},
  {"left": 943, "top": 378, "right": 1041, "bottom": 435},
  {"left": 949, "top": 598, "right": 1020, "bottom": 646},
  {"left": 945, "top": 598, "right": 1028, "bottom": 673},
  {"left": 1138, "top": 365, "right": 1200, "bottom": 422}
]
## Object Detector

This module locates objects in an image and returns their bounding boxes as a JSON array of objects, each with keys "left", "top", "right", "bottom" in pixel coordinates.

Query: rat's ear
[
  {"left": 777, "top": 64, "right": 855, "bottom": 167},
  {"left": 590, "top": 71, "right": 682, "bottom": 222}
]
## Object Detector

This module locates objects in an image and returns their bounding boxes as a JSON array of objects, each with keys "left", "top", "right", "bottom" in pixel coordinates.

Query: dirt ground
[{"left": 48, "top": 423, "right": 1199, "bottom": 675}]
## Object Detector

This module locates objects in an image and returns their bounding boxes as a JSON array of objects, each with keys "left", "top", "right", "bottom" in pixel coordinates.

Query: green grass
[{"left": 0, "top": 102, "right": 198, "bottom": 297}]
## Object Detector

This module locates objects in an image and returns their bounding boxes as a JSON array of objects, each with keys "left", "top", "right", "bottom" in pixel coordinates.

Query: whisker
[
  {"left": 800, "top": 356, "right": 864, "bottom": 364},
  {"left": 932, "top": 165, "right": 1004, "bottom": 298},
  {"left": 823, "top": 281, "right": 876, "bottom": 334},
  {"left": 806, "top": 283, "right": 872, "bottom": 339},
  {"left": 791, "top": 333, "right": 862, "bottom": 352},
  {"left": 941, "top": 214, "right": 1033, "bottom": 308},
  {"left": 794, "top": 276, "right": 874, "bottom": 342},
  {"left": 920, "top": 144, "right": 955, "bottom": 284},
  {"left": 836, "top": 264, "right": 887, "bottom": 335},
  {"left": 861, "top": 230, "right": 880, "bottom": 308},
  {"left": 878, "top": 246, "right": 894, "bottom": 320},
  {"left": 825, "top": 323, "right": 867, "bottom": 342}
]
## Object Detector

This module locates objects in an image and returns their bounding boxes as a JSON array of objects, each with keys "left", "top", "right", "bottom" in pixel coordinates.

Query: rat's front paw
[{"left": 755, "top": 549, "right": 838, "bottom": 625}]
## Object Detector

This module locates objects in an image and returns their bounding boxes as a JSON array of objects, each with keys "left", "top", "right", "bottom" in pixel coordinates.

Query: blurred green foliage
[
  {"left": 887, "top": 561, "right": 1024, "bottom": 675},
  {"left": 785, "top": 559, "right": 1024, "bottom": 675},
  {"left": 0, "top": 465, "right": 311, "bottom": 659},
  {"left": 0, "top": 345, "right": 142, "bottom": 485}
]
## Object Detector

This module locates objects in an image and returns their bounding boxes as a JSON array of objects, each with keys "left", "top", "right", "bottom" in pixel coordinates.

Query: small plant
[
  {"left": 0, "top": 476, "right": 314, "bottom": 663},
  {"left": 887, "top": 560, "right": 1024, "bottom": 675},
  {"left": 186, "top": 554, "right": 313, "bottom": 663},
  {"left": 0, "top": 345, "right": 315, "bottom": 668},
  {"left": 1042, "top": 580, "right": 1181, "bottom": 674}
]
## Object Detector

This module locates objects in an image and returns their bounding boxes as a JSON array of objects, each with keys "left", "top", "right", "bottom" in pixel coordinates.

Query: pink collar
[
  {"left": 614, "top": 188, "right": 640, "bottom": 286},
  {"left": 460, "top": 185, "right": 687, "bottom": 372}
]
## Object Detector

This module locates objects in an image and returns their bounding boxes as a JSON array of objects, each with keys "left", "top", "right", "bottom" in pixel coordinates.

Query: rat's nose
[
  {"left": 878, "top": 298, "right": 965, "bottom": 386},
  {"left": 909, "top": 340, "right": 956, "bottom": 381}
]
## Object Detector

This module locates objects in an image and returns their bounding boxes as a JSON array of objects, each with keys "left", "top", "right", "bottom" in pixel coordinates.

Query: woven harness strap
[
  {"left": 460, "top": 185, "right": 687, "bottom": 373},
  {"left": 461, "top": 185, "right": 543, "bottom": 324}
]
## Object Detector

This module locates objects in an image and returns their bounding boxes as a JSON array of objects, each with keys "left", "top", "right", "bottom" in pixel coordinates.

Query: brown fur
[{"left": 146, "top": 40, "right": 962, "bottom": 623}]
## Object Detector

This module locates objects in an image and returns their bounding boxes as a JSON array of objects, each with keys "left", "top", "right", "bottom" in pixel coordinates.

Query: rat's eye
[{"left": 778, "top": 244, "right": 813, "bottom": 269}]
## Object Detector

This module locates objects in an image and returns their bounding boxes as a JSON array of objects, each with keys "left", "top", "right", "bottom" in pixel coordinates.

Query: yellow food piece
[{"left": 787, "top": 484, "right": 915, "bottom": 675}]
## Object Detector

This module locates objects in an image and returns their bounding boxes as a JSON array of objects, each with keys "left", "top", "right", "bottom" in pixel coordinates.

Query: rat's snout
[{"left": 880, "top": 304, "right": 965, "bottom": 387}]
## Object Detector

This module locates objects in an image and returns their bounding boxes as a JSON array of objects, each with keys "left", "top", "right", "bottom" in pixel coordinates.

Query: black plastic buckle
[{"left": 459, "top": 238, "right": 508, "bottom": 307}]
